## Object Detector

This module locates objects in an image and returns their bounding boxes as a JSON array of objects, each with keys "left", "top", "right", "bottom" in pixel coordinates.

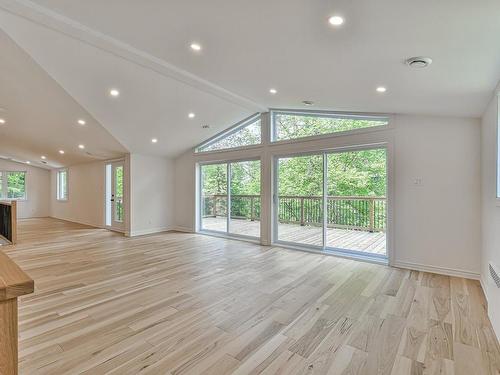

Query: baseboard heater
[{"left": 489, "top": 262, "right": 500, "bottom": 288}]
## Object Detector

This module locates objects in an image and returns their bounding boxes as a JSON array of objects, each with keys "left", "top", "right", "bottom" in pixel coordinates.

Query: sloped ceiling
[
  {"left": 0, "top": 0, "right": 500, "bottom": 166},
  {"left": 0, "top": 27, "right": 127, "bottom": 168}
]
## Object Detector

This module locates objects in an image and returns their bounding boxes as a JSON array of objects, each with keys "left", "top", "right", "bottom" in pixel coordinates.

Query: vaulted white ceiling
[{"left": 0, "top": 0, "right": 499, "bottom": 166}]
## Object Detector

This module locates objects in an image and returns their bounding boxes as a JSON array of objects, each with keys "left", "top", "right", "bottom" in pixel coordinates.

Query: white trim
[
  {"left": 49, "top": 216, "right": 106, "bottom": 230},
  {"left": 172, "top": 226, "right": 193, "bottom": 233},
  {"left": 393, "top": 260, "right": 480, "bottom": 280},
  {"left": 0, "top": 0, "right": 265, "bottom": 113},
  {"left": 127, "top": 226, "right": 171, "bottom": 237}
]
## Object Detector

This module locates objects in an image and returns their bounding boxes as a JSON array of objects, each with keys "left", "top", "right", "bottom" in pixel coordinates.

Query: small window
[
  {"left": 497, "top": 95, "right": 500, "bottom": 199},
  {"left": 272, "top": 111, "right": 389, "bottom": 142},
  {"left": 6, "top": 171, "right": 26, "bottom": 200},
  {"left": 57, "top": 169, "right": 68, "bottom": 201},
  {"left": 196, "top": 114, "right": 261, "bottom": 153}
]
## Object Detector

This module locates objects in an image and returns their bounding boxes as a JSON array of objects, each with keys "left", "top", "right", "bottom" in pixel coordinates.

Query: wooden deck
[
  {"left": 202, "top": 217, "right": 386, "bottom": 255},
  {"left": 5, "top": 218, "right": 499, "bottom": 374}
]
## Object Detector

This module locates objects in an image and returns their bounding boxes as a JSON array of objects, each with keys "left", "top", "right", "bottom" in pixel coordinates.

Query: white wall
[
  {"left": 0, "top": 159, "right": 50, "bottom": 218},
  {"left": 50, "top": 160, "right": 105, "bottom": 227},
  {"left": 174, "top": 114, "right": 481, "bottom": 278},
  {"left": 480, "top": 94, "right": 500, "bottom": 337},
  {"left": 129, "top": 154, "right": 174, "bottom": 236}
]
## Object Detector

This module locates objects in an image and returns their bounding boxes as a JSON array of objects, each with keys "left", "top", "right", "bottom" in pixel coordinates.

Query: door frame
[
  {"left": 105, "top": 159, "right": 126, "bottom": 232},
  {"left": 271, "top": 142, "right": 393, "bottom": 264}
]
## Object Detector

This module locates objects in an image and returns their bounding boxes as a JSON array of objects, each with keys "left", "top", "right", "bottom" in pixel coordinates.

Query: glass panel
[
  {"left": 105, "top": 164, "right": 112, "bottom": 226},
  {"left": 229, "top": 160, "right": 261, "bottom": 238},
  {"left": 201, "top": 163, "right": 228, "bottom": 232},
  {"left": 114, "top": 166, "right": 124, "bottom": 222},
  {"left": 7, "top": 172, "right": 26, "bottom": 199},
  {"left": 57, "top": 170, "right": 68, "bottom": 200},
  {"left": 277, "top": 155, "right": 323, "bottom": 246},
  {"left": 326, "top": 148, "right": 387, "bottom": 255},
  {"left": 273, "top": 112, "right": 388, "bottom": 142},
  {"left": 0, "top": 172, "right": 3, "bottom": 199},
  {"left": 197, "top": 117, "right": 261, "bottom": 152}
]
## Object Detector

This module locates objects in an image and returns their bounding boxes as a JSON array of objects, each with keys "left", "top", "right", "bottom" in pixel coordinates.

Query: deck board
[{"left": 202, "top": 217, "right": 386, "bottom": 255}]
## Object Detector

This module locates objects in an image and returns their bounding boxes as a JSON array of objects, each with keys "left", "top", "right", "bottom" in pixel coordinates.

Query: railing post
[
  {"left": 300, "top": 197, "right": 305, "bottom": 226},
  {"left": 213, "top": 196, "right": 217, "bottom": 217},
  {"left": 250, "top": 196, "right": 255, "bottom": 221},
  {"left": 369, "top": 198, "right": 375, "bottom": 232}
]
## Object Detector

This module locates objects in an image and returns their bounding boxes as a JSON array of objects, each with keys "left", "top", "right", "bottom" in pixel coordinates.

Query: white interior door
[{"left": 106, "top": 161, "right": 125, "bottom": 230}]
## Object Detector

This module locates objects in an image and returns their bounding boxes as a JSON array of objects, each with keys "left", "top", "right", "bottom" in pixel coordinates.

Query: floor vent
[{"left": 489, "top": 263, "right": 500, "bottom": 288}]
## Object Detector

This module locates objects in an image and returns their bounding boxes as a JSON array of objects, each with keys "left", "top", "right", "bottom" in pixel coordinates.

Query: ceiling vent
[{"left": 405, "top": 56, "right": 432, "bottom": 69}]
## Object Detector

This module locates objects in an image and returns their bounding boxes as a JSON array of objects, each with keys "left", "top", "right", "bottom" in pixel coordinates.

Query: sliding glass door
[
  {"left": 200, "top": 160, "right": 261, "bottom": 239},
  {"left": 276, "top": 155, "right": 323, "bottom": 246},
  {"left": 275, "top": 147, "right": 387, "bottom": 258}
]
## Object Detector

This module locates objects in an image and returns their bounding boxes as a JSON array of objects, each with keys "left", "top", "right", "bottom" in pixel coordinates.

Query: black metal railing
[{"left": 202, "top": 195, "right": 386, "bottom": 232}]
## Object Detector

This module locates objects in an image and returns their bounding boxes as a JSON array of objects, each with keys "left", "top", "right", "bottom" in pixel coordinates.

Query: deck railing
[{"left": 202, "top": 195, "right": 386, "bottom": 232}]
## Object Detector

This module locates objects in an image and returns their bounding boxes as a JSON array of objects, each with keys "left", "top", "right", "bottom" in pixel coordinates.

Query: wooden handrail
[
  {"left": 0, "top": 250, "right": 34, "bottom": 374},
  {"left": 203, "top": 194, "right": 387, "bottom": 232}
]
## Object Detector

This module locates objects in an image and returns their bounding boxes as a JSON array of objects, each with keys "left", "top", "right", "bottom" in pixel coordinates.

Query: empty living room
[{"left": 0, "top": 1, "right": 500, "bottom": 374}]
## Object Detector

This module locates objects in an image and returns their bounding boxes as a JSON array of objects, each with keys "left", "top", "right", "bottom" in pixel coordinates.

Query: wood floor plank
[{"left": 2, "top": 218, "right": 497, "bottom": 375}]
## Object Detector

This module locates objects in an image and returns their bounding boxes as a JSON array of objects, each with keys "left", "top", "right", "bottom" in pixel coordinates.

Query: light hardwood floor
[{"left": 4, "top": 218, "right": 499, "bottom": 374}]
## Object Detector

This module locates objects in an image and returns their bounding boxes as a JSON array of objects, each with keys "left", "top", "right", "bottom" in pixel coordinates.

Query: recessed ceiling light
[
  {"left": 328, "top": 15, "right": 344, "bottom": 26},
  {"left": 269, "top": 88, "right": 277, "bottom": 95},
  {"left": 59, "top": 150, "right": 65, "bottom": 154},
  {"left": 78, "top": 144, "right": 85, "bottom": 149},
  {"left": 202, "top": 125, "right": 210, "bottom": 129},
  {"left": 376, "top": 86, "right": 387, "bottom": 93},
  {"left": 109, "top": 89, "right": 120, "bottom": 97},
  {"left": 77, "top": 119, "right": 86, "bottom": 125},
  {"left": 302, "top": 100, "right": 315, "bottom": 106},
  {"left": 190, "top": 43, "right": 202, "bottom": 51},
  {"left": 26, "top": 161, "right": 30, "bottom": 164},
  {"left": 0, "top": 118, "right": 5, "bottom": 124},
  {"left": 151, "top": 138, "right": 158, "bottom": 143},
  {"left": 188, "top": 113, "right": 196, "bottom": 119},
  {"left": 41, "top": 156, "right": 46, "bottom": 160}
]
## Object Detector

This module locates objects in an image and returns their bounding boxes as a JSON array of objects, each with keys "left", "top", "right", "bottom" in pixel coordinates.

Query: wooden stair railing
[
  {"left": 0, "top": 250, "right": 34, "bottom": 374},
  {"left": 0, "top": 201, "right": 17, "bottom": 245}
]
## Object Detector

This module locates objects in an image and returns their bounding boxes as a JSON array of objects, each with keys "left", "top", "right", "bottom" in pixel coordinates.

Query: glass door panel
[
  {"left": 277, "top": 154, "right": 323, "bottom": 247},
  {"left": 229, "top": 160, "right": 261, "bottom": 238},
  {"left": 201, "top": 163, "right": 228, "bottom": 232},
  {"left": 326, "top": 148, "right": 387, "bottom": 256}
]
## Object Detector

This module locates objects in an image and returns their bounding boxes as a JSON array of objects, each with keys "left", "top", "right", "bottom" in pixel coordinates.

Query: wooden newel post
[
  {"left": 0, "top": 251, "right": 34, "bottom": 375},
  {"left": 300, "top": 197, "right": 305, "bottom": 226},
  {"left": 369, "top": 198, "right": 375, "bottom": 232}
]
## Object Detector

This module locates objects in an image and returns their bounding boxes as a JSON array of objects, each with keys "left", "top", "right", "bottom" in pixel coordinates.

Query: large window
[
  {"left": 0, "top": 171, "right": 27, "bottom": 200},
  {"left": 196, "top": 114, "right": 261, "bottom": 152},
  {"left": 275, "top": 148, "right": 387, "bottom": 258},
  {"left": 200, "top": 160, "right": 261, "bottom": 238},
  {"left": 272, "top": 111, "right": 388, "bottom": 142},
  {"left": 56, "top": 169, "right": 68, "bottom": 201}
]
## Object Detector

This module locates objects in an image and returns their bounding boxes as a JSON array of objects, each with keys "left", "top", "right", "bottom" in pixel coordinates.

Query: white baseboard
[
  {"left": 128, "top": 227, "right": 172, "bottom": 237},
  {"left": 171, "top": 226, "right": 193, "bottom": 233},
  {"left": 49, "top": 216, "right": 105, "bottom": 230},
  {"left": 393, "top": 260, "right": 480, "bottom": 280}
]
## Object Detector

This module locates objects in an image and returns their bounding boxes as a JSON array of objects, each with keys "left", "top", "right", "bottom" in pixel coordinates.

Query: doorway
[
  {"left": 105, "top": 161, "right": 125, "bottom": 231},
  {"left": 274, "top": 147, "right": 388, "bottom": 260}
]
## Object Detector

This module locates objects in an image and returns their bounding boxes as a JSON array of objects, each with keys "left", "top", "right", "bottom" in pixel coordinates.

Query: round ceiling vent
[
  {"left": 405, "top": 56, "right": 432, "bottom": 68},
  {"left": 302, "top": 100, "right": 315, "bottom": 106}
]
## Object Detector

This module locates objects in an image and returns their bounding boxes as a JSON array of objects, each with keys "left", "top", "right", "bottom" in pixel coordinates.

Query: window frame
[
  {"left": 496, "top": 94, "right": 500, "bottom": 204},
  {"left": 0, "top": 170, "right": 27, "bottom": 201},
  {"left": 198, "top": 157, "right": 262, "bottom": 242},
  {"left": 56, "top": 169, "right": 69, "bottom": 202},
  {"left": 270, "top": 109, "right": 391, "bottom": 144},
  {"left": 195, "top": 113, "right": 262, "bottom": 154}
]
